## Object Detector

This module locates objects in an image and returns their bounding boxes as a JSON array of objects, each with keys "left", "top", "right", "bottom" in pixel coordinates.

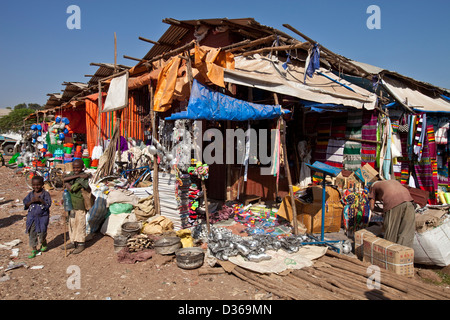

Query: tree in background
[{"left": 0, "top": 103, "right": 42, "bottom": 133}]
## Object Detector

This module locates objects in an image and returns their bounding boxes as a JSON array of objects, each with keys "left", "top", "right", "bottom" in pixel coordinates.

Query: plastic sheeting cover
[{"left": 166, "top": 79, "right": 289, "bottom": 121}]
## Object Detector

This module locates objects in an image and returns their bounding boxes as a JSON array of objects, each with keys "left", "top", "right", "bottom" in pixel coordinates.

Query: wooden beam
[
  {"left": 145, "top": 40, "right": 196, "bottom": 64},
  {"left": 283, "top": 24, "right": 371, "bottom": 78},
  {"left": 114, "top": 32, "right": 117, "bottom": 73},
  {"left": 138, "top": 37, "right": 173, "bottom": 47},
  {"left": 138, "top": 36, "right": 160, "bottom": 45},
  {"left": 162, "top": 18, "right": 195, "bottom": 30},
  {"left": 238, "top": 42, "right": 310, "bottom": 57},
  {"left": 123, "top": 55, "right": 145, "bottom": 62},
  {"left": 225, "top": 35, "right": 277, "bottom": 52}
]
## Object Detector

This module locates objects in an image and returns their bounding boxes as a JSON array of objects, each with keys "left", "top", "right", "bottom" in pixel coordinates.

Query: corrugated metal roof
[
  {"left": 141, "top": 17, "right": 293, "bottom": 62},
  {"left": 61, "top": 82, "right": 89, "bottom": 101},
  {"left": 88, "top": 63, "right": 131, "bottom": 86},
  {"left": 44, "top": 93, "right": 63, "bottom": 109}
]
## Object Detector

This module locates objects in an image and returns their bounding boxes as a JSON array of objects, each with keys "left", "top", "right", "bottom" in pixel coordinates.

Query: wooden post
[
  {"left": 97, "top": 81, "right": 103, "bottom": 145},
  {"left": 274, "top": 93, "right": 298, "bottom": 235},
  {"left": 149, "top": 84, "right": 160, "bottom": 215},
  {"left": 202, "top": 179, "right": 210, "bottom": 234},
  {"left": 226, "top": 120, "right": 232, "bottom": 201},
  {"left": 114, "top": 32, "right": 117, "bottom": 73},
  {"left": 185, "top": 51, "right": 193, "bottom": 92}
]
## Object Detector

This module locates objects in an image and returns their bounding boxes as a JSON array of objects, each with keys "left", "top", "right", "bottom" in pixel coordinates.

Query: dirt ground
[
  {"left": 1, "top": 162, "right": 448, "bottom": 302},
  {"left": 0, "top": 165, "right": 271, "bottom": 301}
]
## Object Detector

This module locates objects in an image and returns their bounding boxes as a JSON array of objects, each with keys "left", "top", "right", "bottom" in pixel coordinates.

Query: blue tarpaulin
[{"left": 165, "top": 79, "right": 289, "bottom": 121}]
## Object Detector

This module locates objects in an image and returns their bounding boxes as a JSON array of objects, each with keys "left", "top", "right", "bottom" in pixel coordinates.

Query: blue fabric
[
  {"left": 86, "top": 196, "right": 107, "bottom": 235},
  {"left": 305, "top": 44, "right": 320, "bottom": 81},
  {"left": 165, "top": 80, "right": 289, "bottom": 121},
  {"left": 300, "top": 100, "right": 350, "bottom": 112},
  {"left": 23, "top": 190, "right": 52, "bottom": 234}
]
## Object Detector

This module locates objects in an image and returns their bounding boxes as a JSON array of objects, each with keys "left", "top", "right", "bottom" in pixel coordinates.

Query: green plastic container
[{"left": 82, "top": 157, "right": 91, "bottom": 168}]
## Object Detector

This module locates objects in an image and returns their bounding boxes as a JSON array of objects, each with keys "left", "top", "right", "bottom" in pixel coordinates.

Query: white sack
[{"left": 413, "top": 218, "right": 450, "bottom": 266}]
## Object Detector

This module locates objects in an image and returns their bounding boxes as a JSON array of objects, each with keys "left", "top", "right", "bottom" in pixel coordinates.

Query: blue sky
[{"left": 0, "top": 0, "right": 449, "bottom": 108}]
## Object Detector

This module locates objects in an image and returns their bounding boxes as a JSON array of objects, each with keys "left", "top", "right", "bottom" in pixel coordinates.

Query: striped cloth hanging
[
  {"left": 361, "top": 110, "right": 378, "bottom": 166},
  {"left": 343, "top": 110, "right": 363, "bottom": 171}
]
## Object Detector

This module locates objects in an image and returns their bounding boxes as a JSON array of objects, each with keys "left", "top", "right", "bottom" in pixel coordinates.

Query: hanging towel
[
  {"left": 381, "top": 117, "right": 392, "bottom": 180},
  {"left": 344, "top": 110, "right": 363, "bottom": 171},
  {"left": 414, "top": 114, "right": 427, "bottom": 161},
  {"left": 298, "top": 141, "right": 312, "bottom": 188},
  {"left": 435, "top": 119, "right": 449, "bottom": 144},
  {"left": 325, "top": 139, "right": 345, "bottom": 168},
  {"left": 413, "top": 130, "right": 438, "bottom": 205},
  {"left": 361, "top": 110, "right": 378, "bottom": 166}
]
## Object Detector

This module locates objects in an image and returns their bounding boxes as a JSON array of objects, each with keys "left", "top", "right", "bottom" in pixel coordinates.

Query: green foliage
[
  {"left": 0, "top": 108, "right": 35, "bottom": 133},
  {"left": 13, "top": 103, "right": 42, "bottom": 110},
  {"left": 28, "top": 103, "right": 42, "bottom": 110},
  {"left": 0, "top": 103, "right": 43, "bottom": 133},
  {"left": 14, "top": 103, "right": 28, "bottom": 110}
]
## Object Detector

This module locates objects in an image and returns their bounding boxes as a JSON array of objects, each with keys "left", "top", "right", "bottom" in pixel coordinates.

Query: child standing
[
  {"left": 62, "top": 159, "right": 91, "bottom": 254},
  {"left": 23, "top": 175, "right": 52, "bottom": 259}
]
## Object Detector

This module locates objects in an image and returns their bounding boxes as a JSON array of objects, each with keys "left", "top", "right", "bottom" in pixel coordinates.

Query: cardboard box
[
  {"left": 299, "top": 201, "right": 343, "bottom": 233},
  {"left": 55, "top": 163, "right": 73, "bottom": 173},
  {"left": 354, "top": 225, "right": 383, "bottom": 259},
  {"left": 360, "top": 164, "right": 379, "bottom": 186},
  {"left": 311, "top": 185, "right": 341, "bottom": 203},
  {"left": 278, "top": 186, "right": 343, "bottom": 234},
  {"left": 64, "top": 162, "right": 73, "bottom": 173},
  {"left": 334, "top": 173, "right": 347, "bottom": 191},
  {"left": 363, "top": 236, "right": 415, "bottom": 278}
]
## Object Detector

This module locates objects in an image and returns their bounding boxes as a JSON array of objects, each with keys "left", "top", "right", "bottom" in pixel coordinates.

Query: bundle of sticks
[
  {"left": 217, "top": 250, "right": 450, "bottom": 300},
  {"left": 93, "top": 122, "right": 120, "bottom": 183},
  {"left": 126, "top": 234, "right": 154, "bottom": 252}
]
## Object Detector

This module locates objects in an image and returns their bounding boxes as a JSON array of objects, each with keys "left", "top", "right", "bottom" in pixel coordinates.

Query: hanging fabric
[
  {"left": 243, "top": 121, "right": 251, "bottom": 182},
  {"left": 361, "top": 110, "right": 378, "bottom": 167},
  {"left": 343, "top": 110, "right": 363, "bottom": 171},
  {"left": 297, "top": 140, "right": 312, "bottom": 188},
  {"left": 270, "top": 119, "right": 281, "bottom": 178},
  {"left": 413, "top": 113, "right": 427, "bottom": 161},
  {"left": 381, "top": 117, "right": 393, "bottom": 180},
  {"left": 304, "top": 44, "right": 320, "bottom": 83}
]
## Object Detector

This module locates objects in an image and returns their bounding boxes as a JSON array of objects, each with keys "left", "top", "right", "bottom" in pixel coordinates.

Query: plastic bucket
[
  {"left": 82, "top": 158, "right": 91, "bottom": 168},
  {"left": 91, "top": 159, "right": 99, "bottom": 167},
  {"left": 64, "top": 147, "right": 72, "bottom": 154}
]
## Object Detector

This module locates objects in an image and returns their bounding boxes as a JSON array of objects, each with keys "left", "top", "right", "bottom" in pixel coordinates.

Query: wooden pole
[
  {"left": 274, "top": 93, "right": 298, "bottom": 234},
  {"left": 114, "top": 32, "right": 117, "bottom": 73},
  {"left": 97, "top": 80, "right": 103, "bottom": 145},
  {"left": 64, "top": 213, "right": 67, "bottom": 258},
  {"left": 202, "top": 179, "right": 211, "bottom": 234},
  {"left": 149, "top": 85, "right": 160, "bottom": 215}
]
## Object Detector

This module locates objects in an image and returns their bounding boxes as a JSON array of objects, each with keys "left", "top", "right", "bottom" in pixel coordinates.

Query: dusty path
[{"left": 0, "top": 165, "right": 269, "bottom": 301}]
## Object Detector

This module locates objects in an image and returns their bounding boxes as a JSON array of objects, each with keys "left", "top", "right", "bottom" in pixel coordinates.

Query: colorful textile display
[
  {"left": 341, "top": 188, "right": 371, "bottom": 233},
  {"left": 413, "top": 122, "right": 438, "bottom": 205},
  {"left": 314, "top": 116, "right": 331, "bottom": 163},
  {"left": 325, "top": 139, "right": 345, "bottom": 168},
  {"left": 361, "top": 110, "right": 378, "bottom": 166},
  {"left": 414, "top": 114, "right": 426, "bottom": 161},
  {"left": 343, "top": 110, "right": 363, "bottom": 171}
]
